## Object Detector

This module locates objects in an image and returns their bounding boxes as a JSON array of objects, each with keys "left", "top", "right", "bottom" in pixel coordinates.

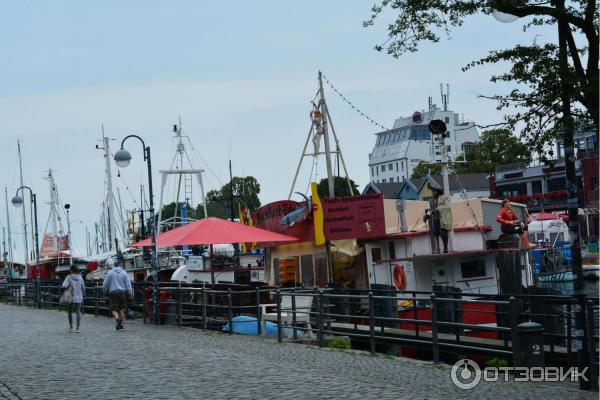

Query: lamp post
[
  {"left": 64, "top": 204, "right": 73, "bottom": 265},
  {"left": 12, "top": 186, "right": 40, "bottom": 308},
  {"left": 114, "top": 135, "right": 158, "bottom": 324},
  {"left": 489, "top": 0, "right": 589, "bottom": 388}
]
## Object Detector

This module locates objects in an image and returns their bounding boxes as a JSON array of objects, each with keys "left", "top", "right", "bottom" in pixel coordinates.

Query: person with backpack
[
  {"left": 102, "top": 259, "right": 133, "bottom": 331},
  {"left": 61, "top": 265, "right": 86, "bottom": 333}
]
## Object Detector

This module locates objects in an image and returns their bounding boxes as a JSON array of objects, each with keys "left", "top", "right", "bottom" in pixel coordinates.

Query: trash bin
[{"left": 514, "top": 321, "right": 545, "bottom": 368}]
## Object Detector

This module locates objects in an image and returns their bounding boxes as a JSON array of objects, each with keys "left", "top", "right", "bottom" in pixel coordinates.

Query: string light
[{"left": 320, "top": 72, "right": 394, "bottom": 134}]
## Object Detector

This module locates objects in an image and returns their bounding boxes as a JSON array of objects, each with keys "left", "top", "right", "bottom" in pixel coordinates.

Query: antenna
[{"left": 446, "top": 84, "right": 450, "bottom": 108}]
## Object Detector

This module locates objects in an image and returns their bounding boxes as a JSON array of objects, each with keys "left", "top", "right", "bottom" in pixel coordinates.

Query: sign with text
[
  {"left": 40, "top": 234, "right": 70, "bottom": 257},
  {"left": 322, "top": 194, "right": 385, "bottom": 240}
]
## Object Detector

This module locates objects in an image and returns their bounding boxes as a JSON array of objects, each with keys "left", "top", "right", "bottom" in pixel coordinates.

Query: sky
[{"left": 0, "top": 1, "right": 556, "bottom": 262}]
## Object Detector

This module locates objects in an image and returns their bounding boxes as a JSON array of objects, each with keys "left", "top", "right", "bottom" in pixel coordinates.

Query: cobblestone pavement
[{"left": 0, "top": 304, "right": 595, "bottom": 400}]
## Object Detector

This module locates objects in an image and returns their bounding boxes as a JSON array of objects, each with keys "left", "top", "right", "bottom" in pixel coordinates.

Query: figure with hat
[{"left": 424, "top": 184, "right": 453, "bottom": 254}]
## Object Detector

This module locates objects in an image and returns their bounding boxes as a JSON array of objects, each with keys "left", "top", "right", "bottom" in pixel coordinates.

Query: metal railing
[{"left": 1, "top": 280, "right": 598, "bottom": 390}]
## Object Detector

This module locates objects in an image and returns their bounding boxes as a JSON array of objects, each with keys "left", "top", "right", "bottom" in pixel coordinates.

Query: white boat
[{"left": 583, "top": 264, "right": 600, "bottom": 280}]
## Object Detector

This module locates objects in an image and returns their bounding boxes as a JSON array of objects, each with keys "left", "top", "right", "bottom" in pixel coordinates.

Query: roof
[{"left": 362, "top": 182, "right": 401, "bottom": 199}]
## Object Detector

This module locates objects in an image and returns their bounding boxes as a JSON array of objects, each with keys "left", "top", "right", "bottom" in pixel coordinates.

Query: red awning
[{"left": 130, "top": 217, "right": 298, "bottom": 247}]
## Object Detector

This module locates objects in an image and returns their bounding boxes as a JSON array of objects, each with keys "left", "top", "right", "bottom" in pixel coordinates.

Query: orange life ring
[{"left": 393, "top": 264, "right": 407, "bottom": 290}]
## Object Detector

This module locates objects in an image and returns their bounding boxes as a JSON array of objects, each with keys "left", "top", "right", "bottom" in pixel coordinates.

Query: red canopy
[{"left": 130, "top": 217, "right": 298, "bottom": 247}]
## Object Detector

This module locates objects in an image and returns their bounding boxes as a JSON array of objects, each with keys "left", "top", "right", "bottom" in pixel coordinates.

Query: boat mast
[
  {"left": 4, "top": 187, "right": 14, "bottom": 276},
  {"left": 318, "top": 71, "right": 335, "bottom": 197},
  {"left": 17, "top": 141, "right": 29, "bottom": 263}
]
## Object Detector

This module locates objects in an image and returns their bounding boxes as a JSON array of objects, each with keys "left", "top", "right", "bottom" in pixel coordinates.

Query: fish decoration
[{"left": 280, "top": 192, "right": 311, "bottom": 227}]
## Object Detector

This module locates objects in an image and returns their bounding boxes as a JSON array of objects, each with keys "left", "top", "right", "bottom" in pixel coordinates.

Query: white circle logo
[{"left": 451, "top": 359, "right": 482, "bottom": 389}]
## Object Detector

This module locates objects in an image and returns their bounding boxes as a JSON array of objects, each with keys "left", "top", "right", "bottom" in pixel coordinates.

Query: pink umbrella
[{"left": 130, "top": 217, "right": 297, "bottom": 247}]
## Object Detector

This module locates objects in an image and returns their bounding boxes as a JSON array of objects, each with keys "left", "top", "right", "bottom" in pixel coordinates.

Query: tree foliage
[
  {"left": 410, "top": 161, "right": 442, "bottom": 180},
  {"left": 317, "top": 176, "right": 360, "bottom": 198},
  {"left": 455, "top": 128, "right": 532, "bottom": 173},
  {"left": 364, "top": 0, "right": 599, "bottom": 158},
  {"left": 198, "top": 176, "right": 262, "bottom": 220},
  {"left": 411, "top": 128, "right": 532, "bottom": 178}
]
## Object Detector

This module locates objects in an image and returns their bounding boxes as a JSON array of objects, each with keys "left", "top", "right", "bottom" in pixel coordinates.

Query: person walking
[
  {"left": 62, "top": 265, "right": 86, "bottom": 333},
  {"left": 102, "top": 259, "right": 133, "bottom": 331}
]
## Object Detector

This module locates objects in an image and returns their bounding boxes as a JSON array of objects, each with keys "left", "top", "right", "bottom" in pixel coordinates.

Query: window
[
  {"left": 460, "top": 260, "right": 486, "bottom": 279},
  {"left": 444, "top": 117, "right": 450, "bottom": 123},
  {"left": 371, "top": 167, "right": 374, "bottom": 176},
  {"left": 409, "top": 126, "right": 431, "bottom": 141},
  {"left": 381, "top": 165, "right": 386, "bottom": 172},
  {"left": 388, "top": 242, "right": 396, "bottom": 260},
  {"left": 382, "top": 178, "right": 387, "bottom": 183},
  {"left": 548, "top": 177, "right": 566, "bottom": 192},
  {"left": 376, "top": 166, "right": 379, "bottom": 175},
  {"left": 388, "top": 163, "right": 393, "bottom": 170},
  {"left": 586, "top": 135, "right": 597, "bottom": 150},
  {"left": 396, "top": 162, "right": 399, "bottom": 172},
  {"left": 371, "top": 248, "right": 382, "bottom": 263},
  {"left": 446, "top": 145, "right": 451, "bottom": 152},
  {"left": 397, "top": 176, "right": 400, "bottom": 182},
  {"left": 549, "top": 232, "right": 565, "bottom": 243},
  {"left": 401, "top": 161, "right": 404, "bottom": 171},
  {"left": 300, "top": 254, "right": 315, "bottom": 287}
]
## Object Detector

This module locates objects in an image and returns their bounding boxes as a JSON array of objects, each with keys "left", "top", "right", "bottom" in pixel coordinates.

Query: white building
[{"left": 368, "top": 105, "right": 479, "bottom": 183}]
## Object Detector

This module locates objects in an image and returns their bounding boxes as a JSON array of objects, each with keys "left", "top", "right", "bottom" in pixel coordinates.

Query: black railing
[{"left": 1, "top": 280, "right": 598, "bottom": 391}]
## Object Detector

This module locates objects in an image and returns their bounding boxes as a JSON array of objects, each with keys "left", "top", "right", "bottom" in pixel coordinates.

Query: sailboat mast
[
  {"left": 318, "top": 71, "right": 335, "bottom": 197},
  {"left": 17, "top": 141, "right": 29, "bottom": 263},
  {"left": 102, "top": 129, "right": 117, "bottom": 251},
  {"left": 4, "top": 187, "right": 14, "bottom": 276}
]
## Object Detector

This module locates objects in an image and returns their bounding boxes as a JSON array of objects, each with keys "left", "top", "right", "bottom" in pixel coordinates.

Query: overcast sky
[{"left": 1, "top": 1, "right": 554, "bottom": 261}]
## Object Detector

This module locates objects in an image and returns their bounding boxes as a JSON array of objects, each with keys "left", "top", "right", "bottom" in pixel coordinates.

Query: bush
[
  {"left": 325, "top": 337, "right": 350, "bottom": 350},
  {"left": 486, "top": 357, "right": 508, "bottom": 368}
]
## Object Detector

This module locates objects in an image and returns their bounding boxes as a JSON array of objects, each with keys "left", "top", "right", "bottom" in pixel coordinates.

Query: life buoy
[{"left": 393, "top": 264, "right": 407, "bottom": 290}]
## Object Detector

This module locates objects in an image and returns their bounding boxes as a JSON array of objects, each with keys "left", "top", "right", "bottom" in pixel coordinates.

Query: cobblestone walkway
[{"left": 0, "top": 304, "right": 595, "bottom": 400}]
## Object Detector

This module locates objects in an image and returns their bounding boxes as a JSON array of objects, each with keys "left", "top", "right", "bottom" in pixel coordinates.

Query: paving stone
[{"left": 0, "top": 304, "right": 595, "bottom": 400}]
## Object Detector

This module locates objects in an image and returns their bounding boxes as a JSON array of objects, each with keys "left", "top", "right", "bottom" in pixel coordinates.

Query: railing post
[
  {"left": 291, "top": 288, "right": 298, "bottom": 340},
  {"left": 255, "top": 287, "right": 262, "bottom": 335},
  {"left": 177, "top": 281, "right": 182, "bottom": 328},
  {"left": 412, "top": 292, "right": 419, "bottom": 337},
  {"left": 202, "top": 287, "right": 207, "bottom": 332},
  {"left": 318, "top": 289, "right": 324, "bottom": 348},
  {"left": 94, "top": 283, "right": 99, "bottom": 317},
  {"left": 276, "top": 289, "right": 282, "bottom": 343},
  {"left": 227, "top": 288, "right": 233, "bottom": 335},
  {"left": 431, "top": 294, "right": 439, "bottom": 364},
  {"left": 585, "top": 300, "right": 598, "bottom": 391},
  {"left": 368, "top": 291, "right": 375, "bottom": 355},
  {"left": 508, "top": 296, "right": 519, "bottom": 365}
]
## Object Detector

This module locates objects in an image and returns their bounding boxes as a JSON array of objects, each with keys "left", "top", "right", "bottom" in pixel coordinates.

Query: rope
[
  {"left": 320, "top": 72, "right": 430, "bottom": 143},
  {"left": 449, "top": 166, "right": 488, "bottom": 242}
]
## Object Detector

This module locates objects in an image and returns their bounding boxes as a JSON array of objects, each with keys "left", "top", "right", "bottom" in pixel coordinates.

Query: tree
[
  {"left": 364, "top": 1, "right": 598, "bottom": 158},
  {"left": 410, "top": 161, "right": 442, "bottom": 180},
  {"left": 455, "top": 129, "right": 532, "bottom": 173},
  {"left": 317, "top": 176, "right": 360, "bottom": 198},
  {"left": 197, "top": 176, "right": 262, "bottom": 220}
]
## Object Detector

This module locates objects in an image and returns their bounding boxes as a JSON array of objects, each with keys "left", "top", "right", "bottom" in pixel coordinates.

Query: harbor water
[{"left": 537, "top": 280, "right": 599, "bottom": 297}]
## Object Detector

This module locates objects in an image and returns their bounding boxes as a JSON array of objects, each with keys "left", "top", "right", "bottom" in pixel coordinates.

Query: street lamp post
[
  {"left": 489, "top": 0, "right": 589, "bottom": 388},
  {"left": 12, "top": 186, "right": 40, "bottom": 308},
  {"left": 64, "top": 204, "right": 72, "bottom": 265},
  {"left": 114, "top": 135, "right": 159, "bottom": 325}
]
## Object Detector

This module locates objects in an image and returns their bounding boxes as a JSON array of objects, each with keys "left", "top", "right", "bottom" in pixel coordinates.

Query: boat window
[
  {"left": 371, "top": 247, "right": 382, "bottom": 263},
  {"left": 460, "top": 260, "right": 486, "bottom": 279},
  {"left": 300, "top": 254, "right": 315, "bottom": 287},
  {"left": 549, "top": 232, "right": 565, "bottom": 243},
  {"left": 387, "top": 242, "right": 396, "bottom": 260}
]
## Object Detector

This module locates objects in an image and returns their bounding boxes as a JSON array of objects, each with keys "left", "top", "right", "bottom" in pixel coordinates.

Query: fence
[{"left": 1, "top": 279, "right": 598, "bottom": 390}]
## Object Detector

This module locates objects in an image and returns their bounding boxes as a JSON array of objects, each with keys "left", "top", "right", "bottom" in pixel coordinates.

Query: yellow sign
[{"left": 311, "top": 182, "right": 326, "bottom": 246}]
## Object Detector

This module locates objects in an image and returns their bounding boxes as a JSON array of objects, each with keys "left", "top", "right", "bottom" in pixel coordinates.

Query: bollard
[
  {"left": 585, "top": 300, "right": 598, "bottom": 391},
  {"left": 255, "top": 287, "right": 262, "bottom": 335},
  {"left": 227, "top": 288, "right": 233, "bottom": 335},
  {"left": 431, "top": 294, "right": 439, "bottom": 364},
  {"left": 508, "top": 296, "right": 519, "bottom": 353},
  {"left": 276, "top": 289, "right": 282, "bottom": 343},
  {"left": 368, "top": 291, "right": 375, "bottom": 355},
  {"left": 513, "top": 321, "right": 545, "bottom": 368}
]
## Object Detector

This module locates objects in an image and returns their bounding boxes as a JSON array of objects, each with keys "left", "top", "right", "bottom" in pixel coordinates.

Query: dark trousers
[{"left": 68, "top": 302, "right": 81, "bottom": 328}]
